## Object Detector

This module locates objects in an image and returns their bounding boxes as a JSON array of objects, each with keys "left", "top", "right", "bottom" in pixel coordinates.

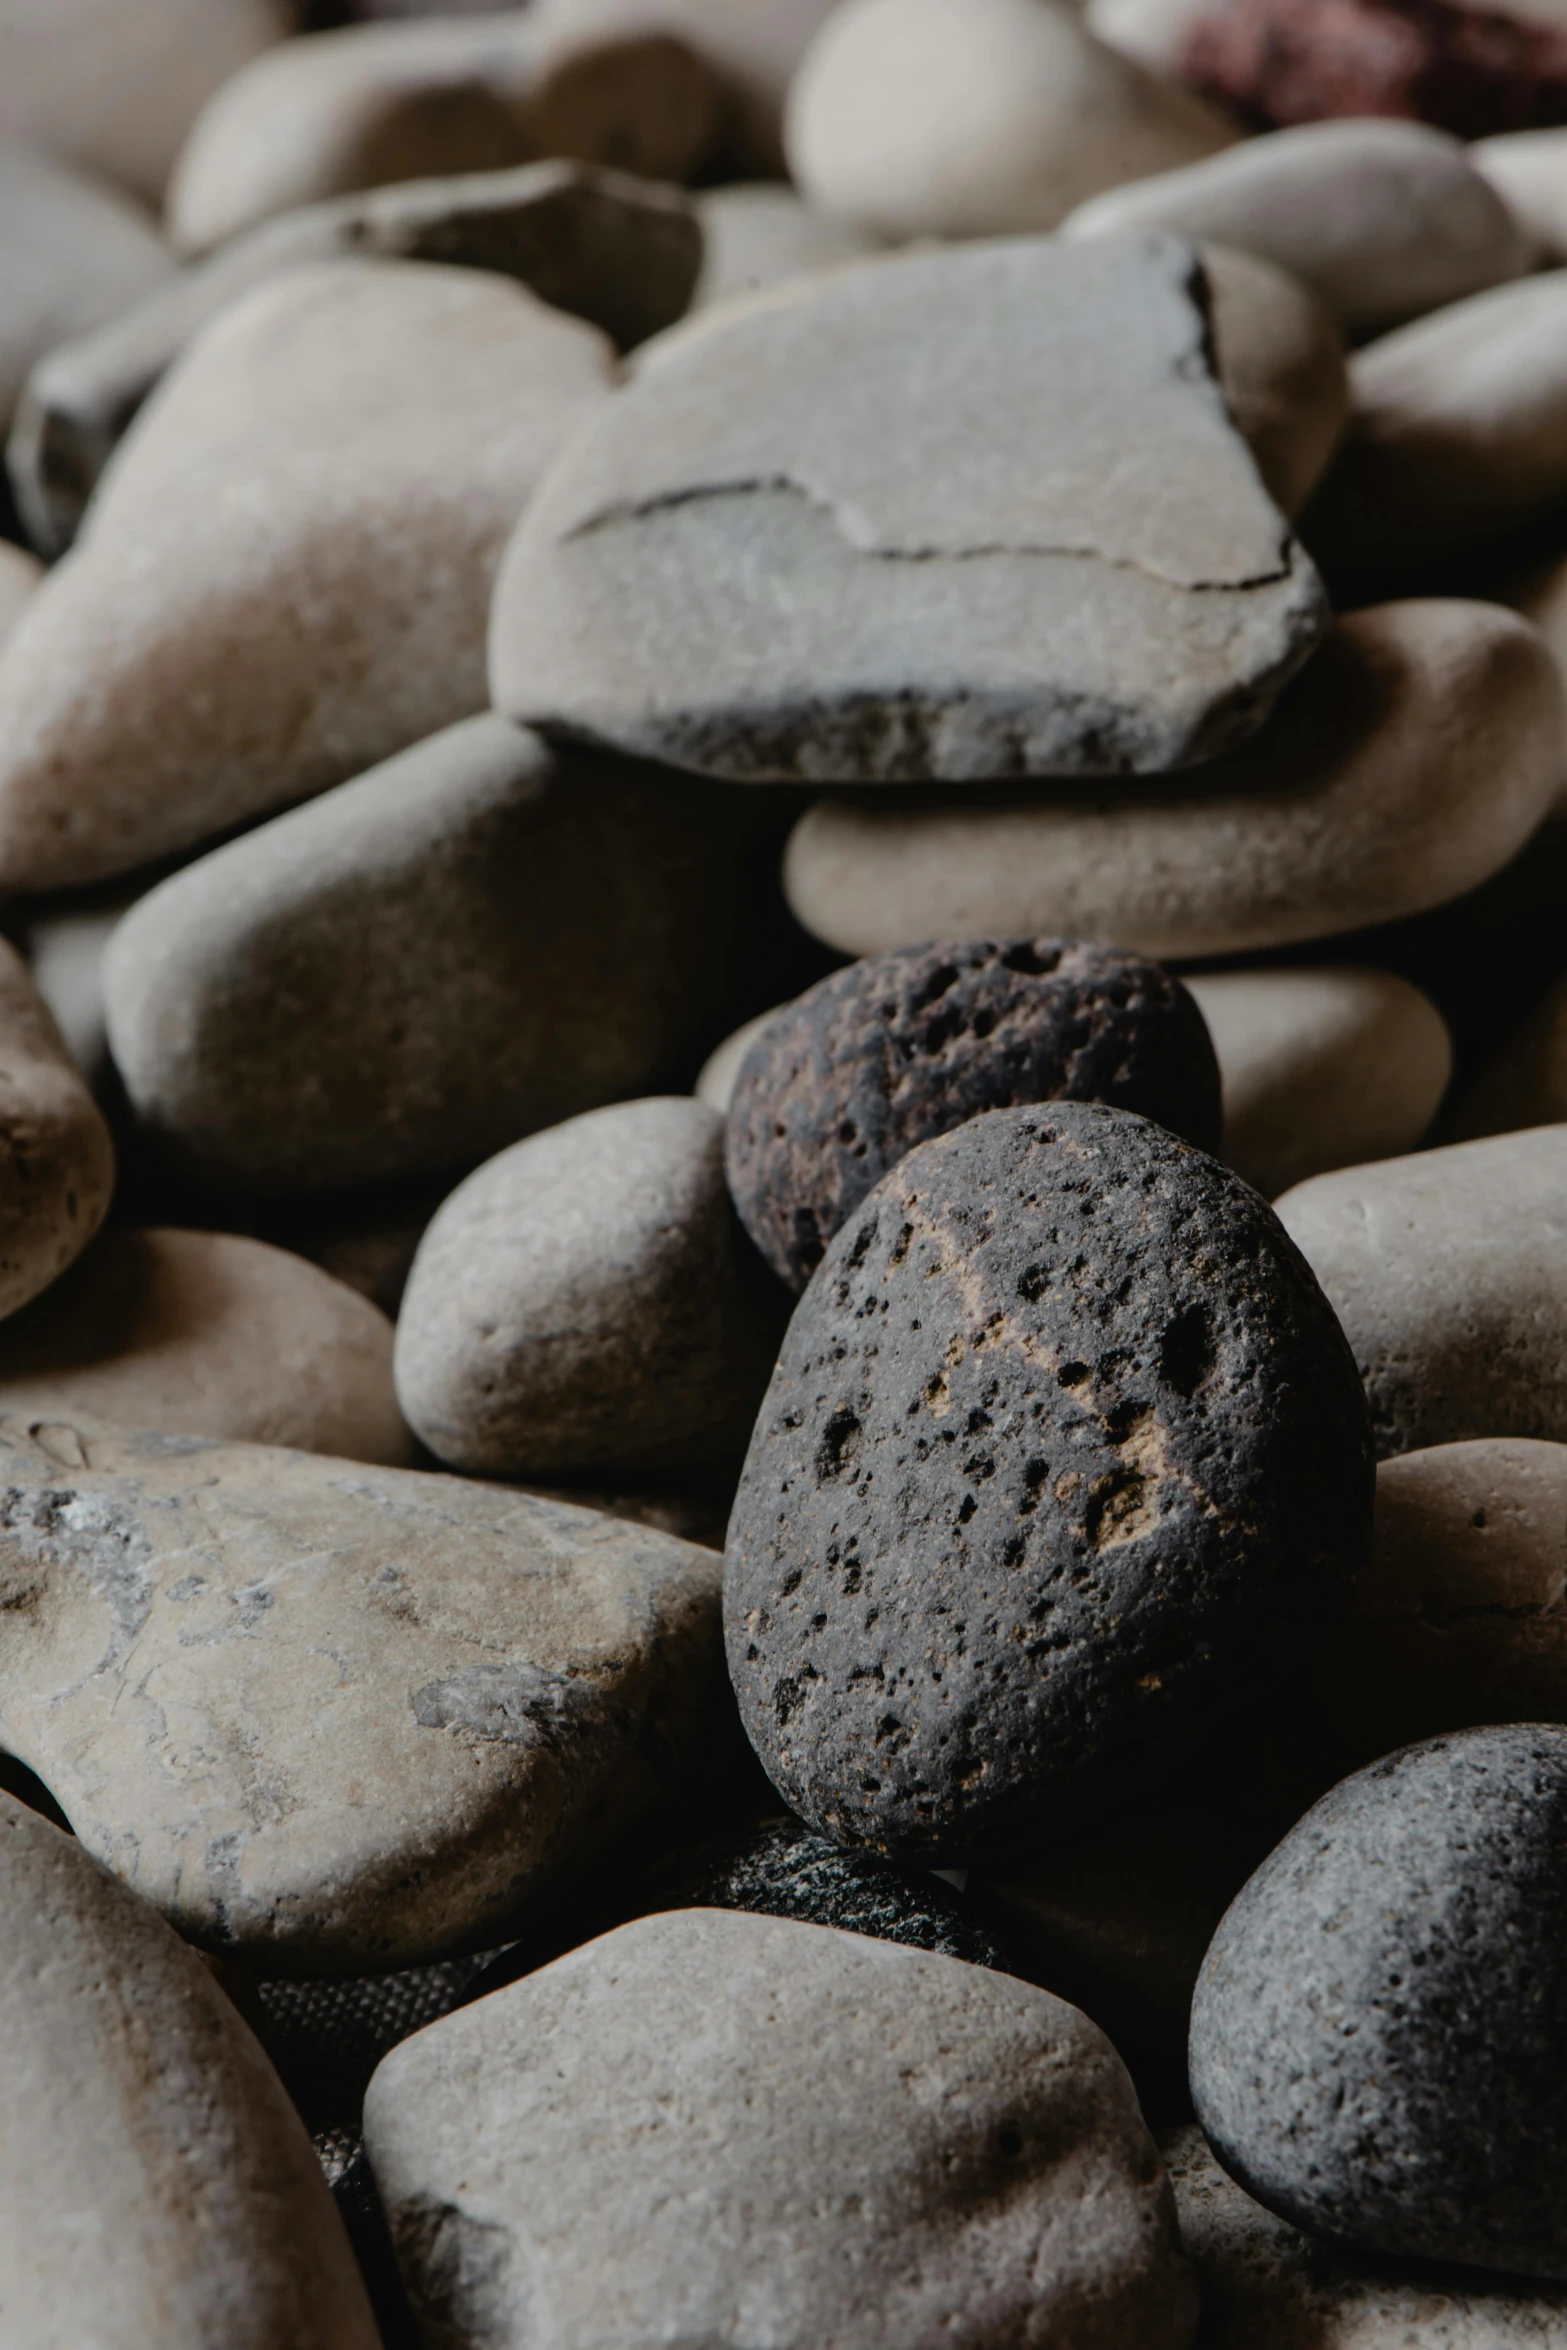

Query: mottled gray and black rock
[
  {"left": 725, "top": 938, "right": 1221, "bottom": 1292},
  {"left": 725, "top": 1101, "right": 1373, "bottom": 1861},
  {"left": 1191, "top": 1724, "right": 1567, "bottom": 2280}
]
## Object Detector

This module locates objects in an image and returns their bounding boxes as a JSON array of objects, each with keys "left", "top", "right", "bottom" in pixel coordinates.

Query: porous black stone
[
  {"left": 724, "top": 938, "right": 1222, "bottom": 1291},
  {"left": 724, "top": 1101, "right": 1373, "bottom": 1860},
  {"left": 1190, "top": 1723, "right": 1567, "bottom": 2281}
]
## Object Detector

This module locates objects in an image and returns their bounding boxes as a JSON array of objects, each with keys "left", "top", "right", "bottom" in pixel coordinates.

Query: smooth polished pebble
[
  {"left": 494, "top": 236, "right": 1326, "bottom": 784},
  {"left": 0, "top": 544, "right": 42, "bottom": 654},
  {"left": 0, "top": 1413, "right": 724, "bottom": 1969},
  {"left": 104, "top": 717, "right": 749, "bottom": 1196},
  {"left": 0, "top": 264, "right": 613, "bottom": 893},
  {"left": 395, "top": 1098, "right": 787, "bottom": 1480},
  {"left": 0, "top": 1228, "right": 413, "bottom": 1465},
  {"left": 1191, "top": 1725, "right": 1567, "bottom": 2279},
  {"left": 1064, "top": 119, "right": 1532, "bottom": 338},
  {"left": 1184, "top": 966, "right": 1453, "bottom": 1198},
  {"left": 0, "top": 939, "right": 115, "bottom": 1322},
  {"left": 0, "top": 1792, "right": 380, "bottom": 2350},
  {"left": 0, "top": 135, "right": 173, "bottom": 444},
  {"left": 1446, "top": 970, "right": 1567, "bottom": 1140},
  {"left": 17, "top": 894, "right": 135, "bottom": 1089},
  {"left": 1276, "top": 1125, "right": 1567, "bottom": 1458},
  {"left": 1166, "top": 2122, "right": 1567, "bottom": 2347},
  {"left": 365, "top": 1909, "right": 1199, "bottom": 2350},
  {"left": 693, "top": 181, "right": 880, "bottom": 310},
  {"left": 726, "top": 1102, "right": 1372, "bottom": 1859},
  {"left": 697, "top": 1008, "right": 777, "bottom": 1113},
  {"left": 12, "top": 159, "right": 699, "bottom": 558},
  {"left": 1475, "top": 125, "right": 1567, "bottom": 263},
  {"left": 1308, "top": 271, "right": 1567, "bottom": 574},
  {"left": 166, "top": 10, "right": 719, "bottom": 255},
  {"left": 0, "top": 0, "right": 292, "bottom": 205},
  {"left": 1202, "top": 242, "right": 1348, "bottom": 516},
  {"left": 785, "top": 0, "right": 1236, "bottom": 241},
  {"left": 1316, "top": 1439, "right": 1567, "bottom": 1763},
  {"left": 1085, "top": 0, "right": 1210, "bottom": 71},
  {"left": 785, "top": 602, "right": 1566, "bottom": 960}
]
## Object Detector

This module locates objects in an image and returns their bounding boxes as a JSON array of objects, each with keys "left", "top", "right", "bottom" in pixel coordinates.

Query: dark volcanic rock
[
  {"left": 1183, "top": 0, "right": 1567, "bottom": 141},
  {"left": 724, "top": 937, "right": 1221, "bottom": 1293},
  {"left": 724, "top": 1101, "right": 1373, "bottom": 1861},
  {"left": 1190, "top": 1724, "right": 1567, "bottom": 2280}
]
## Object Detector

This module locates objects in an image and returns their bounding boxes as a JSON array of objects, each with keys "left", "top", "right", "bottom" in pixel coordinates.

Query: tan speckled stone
[
  {"left": 0, "top": 1228, "right": 413, "bottom": 1465},
  {"left": 0, "top": 939, "right": 114, "bottom": 1322}
]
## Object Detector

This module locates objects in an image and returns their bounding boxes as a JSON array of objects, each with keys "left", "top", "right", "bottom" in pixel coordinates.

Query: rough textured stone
[
  {"left": 1276, "top": 1126, "right": 1567, "bottom": 1459},
  {"left": 725, "top": 1101, "right": 1373, "bottom": 1860},
  {"left": 0, "top": 1228, "right": 412, "bottom": 1463},
  {"left": 1475, "top": 124, "right": 1567, "bottom": 263},
  {"left": 1447, "top": 969, "right": 1567, "bottom": 1139},
  {"left": 1315, "top": 1439, "right": 1567, "bottom": 1763},
  {"left": 0, "top": 939, "right": 115, "bottom": 1320},
  {"left": 494, "top": 235, "right": 1326, "bottom": 786},
  {"left": 1190, "top": 1725, "right": 1567, "bottom": 2278},
  {"left": 785, "top": 602, "right": 1567, "bottom": 959},
  {"left": 1185, "top": 966, "right": 1453, "bottom": 1199},
  {"left": 0, "top": 135, "right": 172, "bottom": 451},
  {"left": 397, "top": 1098, "right": 786, "bottom": 1479},
  {"left": 166, "top": 10, "right": 720, "bottom": 255},
  {"left": 785, "top": 0, "right": 1236, "bottom": 241},
  {"left": 365, "top": 1907, "right": 1199, "bottom": 2350},
  {"left": 1201, "top": 242, "right": 1349, "bottom": 518},
  {"left": 1166, "top": 2121, "right": 1567, "bottom": 2348},
  {"left": 698, "top": 1007, "right": 777, "bottom": 1113},
  {"left": 104, "top": 717, "right": 748, "bottom": 1196},
  {"left": 11, "top": 160, "right": 698, "bottom": 559},
  {"left": 0, "top": 1792, "right": 381, "bottom": 2349},
  {"left": 693, "top": 180, "right": 880, "bottom": 311},
  {"left": 0, "top": 264, "right": 614, "bottom": 894},
  {"left": 1308, "top": 271, "right": 1567, "bottom": 575},
  {"left": 0, "top": 1412, "right": 724, "bottom": 1969},
  {"left": 725, "top": 939, "right": 1222, "bottom": 1292},
  {"left": 1181, "top": 0, "right": 1567, "bottom": 142},
  {"left": 0, "top": 0, "right": 293, "bottom": 207},
  {"left": 0, "top": 543, "right": 41, "bottom": 654},
  {"left": 1064, "top": 119, "right": 1531, "bottom": 338}
]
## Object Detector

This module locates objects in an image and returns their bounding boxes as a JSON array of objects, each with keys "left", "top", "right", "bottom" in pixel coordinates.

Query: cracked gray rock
[
  {"left": 1276, "top": 1127, "right": 1567, "bottom": 1459},
  {"left": 492, "top": 233, "right": 1328, "bottom": 785},
  {"left": 0, "top": 1411, "right": 723, "bottom": 1970},
  {"left": 364, "top": 1906, "right": 1198, "bottom": 2350},
  {"left": 10, "top": 159, "right": 699, "bottom": 557},
  {"left": 0, "top": 1790, "right": 380, "bottom": 2350}
]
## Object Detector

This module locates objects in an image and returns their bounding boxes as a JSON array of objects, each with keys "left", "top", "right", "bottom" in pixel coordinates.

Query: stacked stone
[{"left": 0, "top": 2, "right": 1566, "bottom": 2344}]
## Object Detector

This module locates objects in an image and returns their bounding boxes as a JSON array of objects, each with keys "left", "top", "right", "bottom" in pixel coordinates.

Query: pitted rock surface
[
  {"left": 725, "top": 938, "right": 1221, "bottom": 1292},
  {"left": 1190, "top": 1725, "right": 1567, "bottom": 2279},
  {"left": 0, "top": 1413, "right": 722, "bottom": 1970},
  {"left": 492, "top": 233, "right": 1326, "bottom": 785},
  {"left": 724, "top": 1102, "right": 1373, "bottom": 1860}
]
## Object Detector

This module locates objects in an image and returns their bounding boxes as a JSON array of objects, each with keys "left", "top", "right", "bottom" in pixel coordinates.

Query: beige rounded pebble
[
  {"left": 366, "top": 1908, "right": 1198, "bottom": 2350},
  {"left": 1185, "top": 967, "right": 1452, "bottom": 1199},
  {"left": 1474, "top": 126, "right": 1567, "bottom": 264},
  {"left": 0, "top": 938, "right": 115, "bottom": 1322},
  {"left": 784, "top": 601, "right": 1567, "bottom": 961},
  {"left": 0, "top": 544, "right": 42, "bottom": 656},
  {"left": 1315, "top": 1439, "right": 1567, "bottom": 1766},
  {"left": 166, "top": 10, "right": 719, "bottom": 256},
  {"left": 1165, "top": 2121, "right": 1567, "bottom": 2347},
  {"left": 1202, "top": 242, "right": 1348, "bottom": 516},
  {"left": 1493, "top": 553, "right": 1567, "bottom": 809},
  {"left": 0, "top": 1792, "right": 380, "bottom": 2348},
  {"left": 0, "top": 262, "right": 614, "bottom": 894},
  {"left": 1309, "top": 270, "right": 1567, "bottom": 572},
  {"left": 0, "top": 0, "right": 293, "bottom": 207},
  {"left": 784, "top": 0, "right": 1236, "bottom": 242},
  {"left": 693, "top": 182, "right": 880, "bottom": 311},
  {"left": 1275, "top": 1125, "right": 1567, "bottom": 1459},
  {"left": 0, "top": 1227, "right": 414, "bottom": 1464},
  {"left": 1447, "top": 971, "right": 1567, "bottom": 1141},
  {"left": 1065, "top": 120, "right": 1533, "bottom": 339},
  {"left": 696, "top": 1007, "right": 779, "bottom": 1112}
]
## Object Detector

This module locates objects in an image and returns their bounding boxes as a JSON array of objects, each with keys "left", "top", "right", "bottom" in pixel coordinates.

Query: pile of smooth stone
[{"left": 9, "top": 0, "right": 1567, "bottom": 2341}]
